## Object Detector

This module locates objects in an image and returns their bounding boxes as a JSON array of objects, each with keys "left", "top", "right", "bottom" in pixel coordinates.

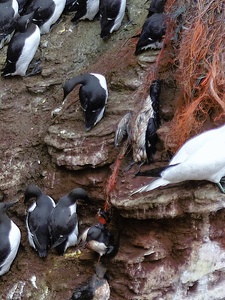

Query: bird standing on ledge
[
  {"left": 24, "top": 184, "right": 56, "bottom": 258},
  {"left": 1, "top": 12, "right": 41, "bottom": 77},
  {"left": 62, "top": 73, "right": 108, "bottom": 131},
  {"left": 49, "top": 188, "right": 89, "bottom": 255},
  {"left": 135, "top": 13, "right": 167, "bottom": 55},
  {"left": 0, "top": 201, "right": 21, "bottom": 276},
  {"left": 132, "top": 124, "right": 225, "bottom": 194},
  {"left": 23, "top": 0, "right": 66, "bottom": 34},
  {"left": 0, "top": 0, "right": 19, "bottom": 49},
  {"left": 99, "top": 0, "right": 126, "bottom": 39},
  {"left": 69, "top": 0, "right": 100, "bottom": 23}
]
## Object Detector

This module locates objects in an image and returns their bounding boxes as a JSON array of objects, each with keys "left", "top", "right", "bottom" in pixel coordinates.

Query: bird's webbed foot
[{"left": 26, "top": 59, "right": 42, "bottom": 77}]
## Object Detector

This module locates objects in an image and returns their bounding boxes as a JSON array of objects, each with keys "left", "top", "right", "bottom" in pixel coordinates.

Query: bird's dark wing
[
  {"left": 0, "top": 222, "right": 11, "bottom": 266},
  {"left": 50, "top": 211, "right": 78, "bottom": 247},
  {"left": 27, "top": 210, "right": 51, "bottom": 256},
  {"left": 70, "top": 0, "right": 87, "bottom": 21},
  {"left": 2, "top": 31, "right": 24, "bottom": 74},
  {"left": 99, "top": 0, "right": 120, "bottom": 38}
]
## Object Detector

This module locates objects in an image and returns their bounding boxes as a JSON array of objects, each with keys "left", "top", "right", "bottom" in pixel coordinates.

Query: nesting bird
[
  {"left": 24, "top": 184, "right": 56, "bottom": 258},
  {"left": 70, "top": 262, "right": 110, "bottom": 300},
  {"left": 1, "top": 12, "right": 41, "bottom": 77},
  {"left": 24, "top": 0, "right": 66, "bottom": 34},
  {"left": 79, "top": 209, "right": 116, "bottom": 260},
  {"left": 68, "top": 0, "right": 100, "bottom": 23},
  {"left": 132, "top": 124, "right": 225, "bottom": 194},
  {"left": 49, "top": 188, "right": 89, "bottom": 255},
  {"left": 135, "top": 12, "right": 167, "bottom": 55},
  {"left": 99, "top": 0, "right": 126, "bottom": 39},
  {"left": 0, "top": 0, "right": 19, "bottom": 49},
  {"left": 63, "top": 73, "right": 108, "bottom": 131},
  {"left": 0, "top": 201, "right": 21, "bottom": 276}
]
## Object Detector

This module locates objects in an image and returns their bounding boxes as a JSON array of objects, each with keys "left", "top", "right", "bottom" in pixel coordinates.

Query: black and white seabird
[
  {"left": 67, "top": 0, "right": 100, "bottom": 23},
  {"left": 1, "top": 12, "right": 41, "bottom": 77},
  {"left": 0, "top": 0, "right": 19, "bottom": 49},
  {"left": 79, "top": 209, "right": 115, "bottom": 260},
  {"left": 24, "top": 184, "right": 56, "bottom": 258},
  {"left": 24, "top": 0, "right": 66, "bottom": 34},
  {"left": 49, "top": 188, "right": 89, "bottom": 255},
  {"left": 99, "top": 0, "right": 126, "bottom": 39},
  {"left": 0, "top": 201, "right": 21, "bottom": 276},
  {"left": 135, "top": 13, "right": 167, "bottom": 55},
  {"left": 132, "top": 124, "right": 225, "bottom": 194},
  {"left": 70, "top": 262, "right": 110, "bottom": 300},
  {"left": 63, "top": 73, "right": 108, "bottom": 131}
]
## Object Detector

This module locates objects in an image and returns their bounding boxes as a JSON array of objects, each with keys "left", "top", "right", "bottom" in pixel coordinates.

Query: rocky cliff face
[{"left": 1, "top": 0, "right": 225, "bottom": 299}]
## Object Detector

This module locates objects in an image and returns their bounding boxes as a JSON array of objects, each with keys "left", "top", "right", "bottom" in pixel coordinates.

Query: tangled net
[
  {"left": 103, "top": 0, "right": 225, "bottom": 203},
  {"left": 164, "top": 0, "right": 225, "bottom": 152}
]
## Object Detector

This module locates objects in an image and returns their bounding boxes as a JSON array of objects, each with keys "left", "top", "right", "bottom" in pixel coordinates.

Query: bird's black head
[
  {"left": 24, "top": 184, "right": 42, "bottom": 204},
  {"left": 68, "top": 188, "right": 89, "bottom": 203},
  {"left": 17, "top": 11, "right": 35, "bottom": 32}
]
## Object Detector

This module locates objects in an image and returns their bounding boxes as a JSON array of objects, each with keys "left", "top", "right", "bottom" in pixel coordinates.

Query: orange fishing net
[{"left": 164, "top": 0, "right": 225, "bottom": 152}]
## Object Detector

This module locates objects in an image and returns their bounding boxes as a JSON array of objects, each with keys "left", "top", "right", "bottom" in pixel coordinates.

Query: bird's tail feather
[{"left": 131, "top": 178, "right": 170, "bottom": 195}]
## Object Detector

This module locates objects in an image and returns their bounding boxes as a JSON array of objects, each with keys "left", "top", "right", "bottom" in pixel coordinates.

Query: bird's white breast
[
  {"left": 84, "top": 0, "right": 99, "bottom": 20},
  {"left": 40, "top": 0, "right": 66, "bottom": 34},
  {"left": 15, "top": 25, "right": 40, "bottom": 76},
  {"left": 111, "top": 0, "right": 126, "bottom": 33},
  {"left": 26, "top": 202, "right": 36, "bottom": 249},
  {"left": 0, "top": 220, "right": 21, "bottom": 275},
  {"left": 12, "top": 0, "right": 19, "bottom": 17}
]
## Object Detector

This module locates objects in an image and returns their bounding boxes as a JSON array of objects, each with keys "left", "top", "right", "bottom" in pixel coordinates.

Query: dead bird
[{"left": 115, "top": 80, "right": 162, "bottom": 164}]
